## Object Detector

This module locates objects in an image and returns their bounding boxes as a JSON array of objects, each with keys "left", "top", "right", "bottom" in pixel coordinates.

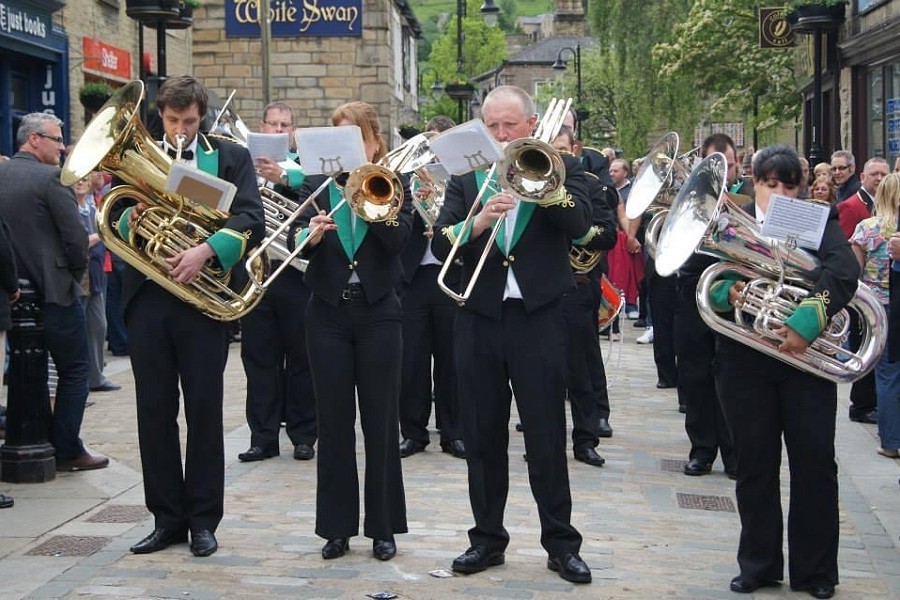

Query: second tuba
[
  {"left": 654, "top": 153, "right": 886, "bottom": 384},
  {"left": 61, "top": 80, "right": 267, "bottom": 321}
]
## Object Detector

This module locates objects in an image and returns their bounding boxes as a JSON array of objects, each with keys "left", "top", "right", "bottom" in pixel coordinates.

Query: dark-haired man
[{"left": 113, "top": 75, "right": 265, "bottom": 558}]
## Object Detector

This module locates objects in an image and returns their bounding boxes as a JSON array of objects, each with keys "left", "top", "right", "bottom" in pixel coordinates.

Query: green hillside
[{"left": 412, "top": 0, "right": 554, "bottom": 55}]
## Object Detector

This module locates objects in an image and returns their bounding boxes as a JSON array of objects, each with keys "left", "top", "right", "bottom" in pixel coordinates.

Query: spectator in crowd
[
  {"left": 850, "top": 172, "right": 900, "bottom": 459},
  {"left": 811, "top": 177, "right": 837, "bottom": 205},
  {"left": 814, "top": 161, "right": 833, "bottom": 183},
  {"left": 831, "top": 150, "right": 861, "bottom": 203}
]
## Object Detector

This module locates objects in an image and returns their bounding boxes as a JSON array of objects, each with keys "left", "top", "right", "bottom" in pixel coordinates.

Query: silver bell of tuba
[{"left": 654, "top": 152, "right": 886, "bottom": 384}]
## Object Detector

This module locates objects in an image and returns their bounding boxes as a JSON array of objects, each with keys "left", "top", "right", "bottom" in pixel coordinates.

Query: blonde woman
[
  {"left": 811, "top": 176, "right": 837, "bottom": 205},
  {"left": 850, "top": 172, "right": 900, "bottom": 459}
]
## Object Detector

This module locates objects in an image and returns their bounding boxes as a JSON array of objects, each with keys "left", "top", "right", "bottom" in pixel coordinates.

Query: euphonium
[
  {"left": 654, "top": 152, "right": 886, "bottom": 384},
  {"left": 61, "top": 80, "right": 267, "bottom": 321}
]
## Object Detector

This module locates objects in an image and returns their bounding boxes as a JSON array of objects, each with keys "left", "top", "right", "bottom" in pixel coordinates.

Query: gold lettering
[
  {"left": 299, "top": 0, "right": 358, "bottom": 33},
  {"left": 233, "top": 0, "right": 259, "bottom": 23}
]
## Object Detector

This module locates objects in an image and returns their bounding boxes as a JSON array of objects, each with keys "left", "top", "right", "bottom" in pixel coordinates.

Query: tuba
[
  {"left": 437, "top": 98, "right": 572, "bottom": 304},
  {"left": 61, "top": 80, "right": 268, "bottom": 321},
  {"left": 626, "top": 132, "right": 696, "bottom": 258},
  {"left": 654, "top": 153, "right": 886, "bottom": 384}
]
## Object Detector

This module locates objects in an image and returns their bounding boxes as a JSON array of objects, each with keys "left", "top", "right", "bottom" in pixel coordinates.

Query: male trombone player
[{"left": 432, "top": 86, "right": 593, "bottom": 583}]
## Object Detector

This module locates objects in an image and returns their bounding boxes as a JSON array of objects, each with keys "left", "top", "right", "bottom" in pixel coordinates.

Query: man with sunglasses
[
  {"left": 0, "top": 113, "right": 108, "bottom": 472},
  {"left": 831, "top": 150, "right": 861, "bottom": 203}
]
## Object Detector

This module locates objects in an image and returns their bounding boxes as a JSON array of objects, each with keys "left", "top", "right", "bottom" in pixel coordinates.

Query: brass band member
[
  {"left": 117, "top": 76, "right": 265, "bottom": 557},
  {"left": 711, "top": 145, "right": 857, "bottom": 599},
  {"left": 238, "top": 102, "right": 317, "bottom": 463},
  {"left": 289, "top": 102, "right": 412, "bottom": 561},
  {"left": 433, "top": 86, "right": 593, "bottom": 583},
  {"left": 551, "top": 126, "right": 617, "bottom": 466},
  {"left": 398, "top": 114, "right": 466, "bottom": 460}
]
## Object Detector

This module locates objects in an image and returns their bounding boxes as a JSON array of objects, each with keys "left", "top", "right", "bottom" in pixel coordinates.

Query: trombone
[{"left": 437, "top": 98, "right": 572, "bottom": 304}]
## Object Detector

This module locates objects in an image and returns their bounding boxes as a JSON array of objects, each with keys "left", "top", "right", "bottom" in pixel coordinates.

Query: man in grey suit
[{"left": 0, "top": 113, "right": 108, "bottom": 472}]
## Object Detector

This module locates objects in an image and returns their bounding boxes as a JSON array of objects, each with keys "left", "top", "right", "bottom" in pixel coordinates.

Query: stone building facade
[{"left": 192, "top": 0, "right": 421, "bottom": 147}]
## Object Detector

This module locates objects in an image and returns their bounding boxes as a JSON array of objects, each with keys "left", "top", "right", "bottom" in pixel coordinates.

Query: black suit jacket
[
  {"left": 431, "top": 154, "right": 592, "bottom": 319},
  {"left": 581, "top": 173, "right": 618, "bottom": 255},
  {"left": 290, "top": 174, "right": 414, "bottom": 306},
  {"left": 581, "top": 147, "right": 614, "bottom": 186},
  {"left": 0, "top": 152, "right": 88, "bottom": 306},
  {"left": 399, "top": 212, "right": 461, "bottom": 287},
  {"left": 112, "top": 136, "right": 265, "bottom": 312},
  {"left": 0, "top": 216, "right": 18, "bottom": 330}
]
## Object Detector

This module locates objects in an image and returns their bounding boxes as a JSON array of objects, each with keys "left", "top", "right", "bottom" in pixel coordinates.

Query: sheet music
[
  {"left": 166, "top": 162, "right": 236, "bottom": 213},
  {"left": 429, "top": 120, "right": 503, "bottom": 176},
  {"left": 294, "top": 126, "right": 368, "bottom": 176},
  {"left": 760, "top": 194, "right": 829, "bottom": 250},
  {"left": 247, "top": 132, "right": 289, "bottom": 161}
]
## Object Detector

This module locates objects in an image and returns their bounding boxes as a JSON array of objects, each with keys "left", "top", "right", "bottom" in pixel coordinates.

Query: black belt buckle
[{"left": 341, "top": 283, "right": 364, "bottom": 301}]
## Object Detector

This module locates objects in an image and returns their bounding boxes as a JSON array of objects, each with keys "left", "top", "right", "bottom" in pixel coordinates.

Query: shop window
[
  {"left": 867, "top": 67, "right": 884, "bottom": 160},
  {"left": 10, "top": 74, "right": 28, "bottom": 112}
]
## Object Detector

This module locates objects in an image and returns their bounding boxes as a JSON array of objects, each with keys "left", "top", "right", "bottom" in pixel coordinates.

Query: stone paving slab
[{"left": 0, "top": 336, "right": 897, "bottom": 599}]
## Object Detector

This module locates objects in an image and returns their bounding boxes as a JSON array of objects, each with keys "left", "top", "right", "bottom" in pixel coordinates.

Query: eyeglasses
[
  {"left": 263, "top": 121, "right": 293, "bottom": 128},
  {"left": 36, "top": 132, "right": 65, "bottom": 145},
  {"left": 831, "top": 164, "right": 850, "bottom": 172}
]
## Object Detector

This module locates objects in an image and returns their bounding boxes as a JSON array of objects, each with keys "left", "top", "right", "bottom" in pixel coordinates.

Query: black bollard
[{"left": 1, "top": 280, "right": 55, "bottom": 483}]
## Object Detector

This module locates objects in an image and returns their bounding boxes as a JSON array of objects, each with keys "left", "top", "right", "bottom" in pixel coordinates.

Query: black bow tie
[{"left": 166, "top": 148, "right": 194, "bottom": 161}]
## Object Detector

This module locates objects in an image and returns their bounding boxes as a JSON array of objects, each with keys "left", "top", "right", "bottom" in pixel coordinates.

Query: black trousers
[
  {"left": 126, "top": 283, "right": 228, "bottom": 533},
  {"left": 399, "top": 264, "right": 460, "bottom": 444},
  {"left": 455, "top": 299, "right": 582, "bottom": 557},
  {"left": 240, "top": 266, "right": 316, "bottom": 451},
  {"left": 716, "top": 338, "right": 839, "bottom": 589},
  {"left": 306, "top": 292, "right": 407, "bottom": 540},
  {"left": 847, "top": 310, "right": 877, "bottom": 417},
  {"left": 647, "top": 261, "right": 677, "bottom": 386},
  {"left": 675, "top": 280, "right": 734, "bottom": 469},
  {"left": 563, "top": 278, "right": 607, "bottom": 449}
]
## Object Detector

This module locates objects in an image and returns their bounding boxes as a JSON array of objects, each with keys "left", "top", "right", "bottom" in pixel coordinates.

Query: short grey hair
[
  {"left": 483, "top": 85, "right": 535, "bottom": 119},
  {"left": 863, "top": 156, "right": 888, "bottom": 173},
  {"left": 16, "top": 113, "right": 64, "bottom": 147},
  {"left": 831, "top": 149, "right": 855, "bottom": 167}
]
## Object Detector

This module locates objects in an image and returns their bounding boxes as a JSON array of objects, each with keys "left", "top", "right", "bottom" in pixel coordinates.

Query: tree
[
  {"left": 587, "top": 0, "right": 700, "bottom": 157},
  {"left": 421, "top": 0, "right": 508, "bottom": 123},
  {"left": 653, "top": 0, "right": 799, "bottom": 138}
]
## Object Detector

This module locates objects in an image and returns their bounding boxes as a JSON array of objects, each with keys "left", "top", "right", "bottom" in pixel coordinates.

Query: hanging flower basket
[
  {"left": 125, "top": 0, "right": 180, "bottom": 19},
  {"left": 79, "top": 83, "right": 114, "bottom": 112},
  {"left": 787, "top": 2, "right": 846, "bottom": 34},
  {"left": 444, "top": 82, "right": 475, "bottom": 102}
]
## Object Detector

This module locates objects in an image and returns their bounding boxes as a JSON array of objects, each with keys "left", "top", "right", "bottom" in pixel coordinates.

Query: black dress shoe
[
  {"left": 547, "top": 553, "right": 592, "bottom": 583},
  {"left": 451, "top": 545, "right": 505, "bottom": 574},
  {"left": 0, "top": 493, "right": 13, "bottom": 509},
  {"left": 440, "top": 439, "right": 466, "bottom": 459},
  {"left": 515, "top": 422, "right": 523, "bottom": 432},
  {"left": 849, "top": 409, "right": 878, "bottom": 424},
  {"left": 190, "top": 529, "right": 218, "bottom": 557},
  {"left": 792, "top": 584, "right": 835, "bottom": 599},
  {"left": 322, "top": 538, "right": 349, "bottom": 559},
  {"left": 678, "top": 403, "right": 687, "bottom": 414},
  {"left": 730, "top": 576, "right": 780, "bottom": 594},
  {"left": 399, "top": 438, "right": 427, "bottom": 458},
  {"left": 238, "top": 446, "right": 278, "bottom": 462},
  {"left": 574, "top": 446, "right": 605, "bottom": 467},
  {"left": 656, "top": 380, "right": 676, "bottom": 389},
  {"left": 597, "top": 418, "right": 613, "bottom": 438},
  {"left": 683, "top": 458, "right": 712, "bottom": 476},
  {"left": 372, "top": 537, "right": 396, "bottom": 560},
  {"left": 633, "top": 318, "right": 647, "bottom": 328},
  {"left": 90, "top": 382, "right": 122, "bottom": 392},
  {"left": 293, "top": 444, "right": 315, "bottom": 460},
  {"left": 130, "top": 527, "right": 188, "bottom": 554}
]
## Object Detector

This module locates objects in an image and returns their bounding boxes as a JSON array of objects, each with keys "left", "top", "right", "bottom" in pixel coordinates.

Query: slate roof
[{"left": 506, "top": 35, "right": 596, "bottom": 65}]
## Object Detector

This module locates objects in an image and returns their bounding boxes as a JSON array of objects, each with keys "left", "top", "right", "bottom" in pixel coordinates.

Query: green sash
[
  {"left": 329, "top": 182, "right": 367, "bottom": 261},
  {"left": 474, "top": 170, "right": 534, "bottom": 255}
]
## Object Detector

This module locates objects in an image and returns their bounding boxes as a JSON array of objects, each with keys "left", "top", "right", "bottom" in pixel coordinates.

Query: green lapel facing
[
  {"left": 474, "top": 170, "right": 535, "bottom": 255},
  {"left": 329, "top": 183, "right": 367, "bottom": 260},
  {"left": 196, "top": 135, "right": 219, "bottom": 176}
]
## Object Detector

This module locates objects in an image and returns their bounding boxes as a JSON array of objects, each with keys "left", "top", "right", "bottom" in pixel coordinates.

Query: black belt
[{"left": 340, "top": 282, "right": 366, "bottom": 301}]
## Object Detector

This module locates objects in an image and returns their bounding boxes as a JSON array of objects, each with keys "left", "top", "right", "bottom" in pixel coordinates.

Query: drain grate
[
  {"left": 27, "top": 535, "right": 110, "bottom": 557},
  {"left": 86, "top": 505, "right": 149, "bottom": 523},
  {"left": 677, "top": 493, "right": 736, "bottom": 512},
  {"left": 660, "top": 458, "right": 687, "bottom": 473}
]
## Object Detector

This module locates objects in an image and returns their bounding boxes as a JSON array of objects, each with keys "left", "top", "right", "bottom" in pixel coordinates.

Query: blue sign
[
  {"left": 226, "top": 0, "right": 362, "bottom": 38},
  {"left": 0, "top": 1, "right": 51, "bottom": 45}
]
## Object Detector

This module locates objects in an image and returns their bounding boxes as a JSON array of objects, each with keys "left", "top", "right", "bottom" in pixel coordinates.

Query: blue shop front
[{"left": 0, "top": 0, "right": 68, "bottom": 157}]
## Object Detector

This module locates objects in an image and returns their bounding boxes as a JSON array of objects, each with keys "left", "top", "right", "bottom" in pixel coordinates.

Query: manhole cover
[
  {"left": 27, "top": 535, "right": 110, "bottom": 556},
  {"left": 87, "top": 505, "right": 149, "bottom": 523},
  {"left": 660, "top": 458, "right": 687, "bottom": 473},
  {"left": 676, "top": 493, "right": 736, "bottom": 512}
]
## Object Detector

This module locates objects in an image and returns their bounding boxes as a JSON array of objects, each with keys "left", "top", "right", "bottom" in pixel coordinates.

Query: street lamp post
[
  {"left": 449, "top": 0, "right": 500, "bottom": 122},
  {"left": 552, "top": 44, "right": 582, "bottom": 137}
]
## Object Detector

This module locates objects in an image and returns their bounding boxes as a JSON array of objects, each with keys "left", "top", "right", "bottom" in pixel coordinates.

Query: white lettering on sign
[
  {"left": 299, "top": 0, "right": 358, "bottom": 32},
  {"left": 0, "top": 2, "right": 48, "bottom": 38},
  {"left": 41, "top": 64, "right": 55, "bottom": 108},
  {"left": 100, "top": 47, "right": 118, "bottom": 70}
]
